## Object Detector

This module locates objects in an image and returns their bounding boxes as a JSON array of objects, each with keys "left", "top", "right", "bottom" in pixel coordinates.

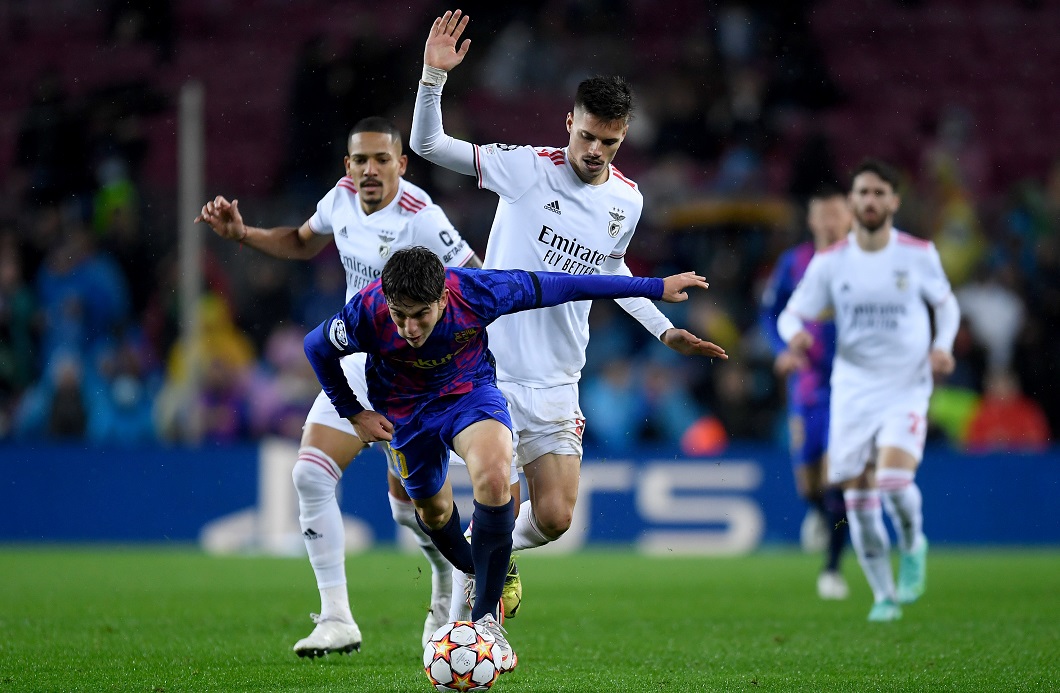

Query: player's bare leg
[
  {"left": 877, "top": 446, "right": 926, "bottom": 604},
  {"left": 520, "top": 452, "right": 580, "bottom": 544},
  {"left": 292, "top": 423, "right": 365, "bottom": 657}
]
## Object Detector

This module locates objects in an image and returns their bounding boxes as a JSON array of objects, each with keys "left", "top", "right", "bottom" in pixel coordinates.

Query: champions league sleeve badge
[
  {"left": 608, "top": 208, "right": 626, "bottom": 238},
  {"left": 328, "top": 318, "right": 349, "bottom": 349}
]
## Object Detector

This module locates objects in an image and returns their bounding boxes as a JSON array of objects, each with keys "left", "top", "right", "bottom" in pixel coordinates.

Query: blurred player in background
[
  {"left": 760, "top": 185, "right": 851, "bottom": 600},
  {"left": 778, "top": 159, "right": 959, "bottom": 622},
  {"left": 411, "top": 9, "right": 727, "bottom": 621},
  {"left": 196, "top": 117, "right": 513, "bottom": 656},
  {"left": 303, "top": 246, "right": 716, "bottom": 673}
]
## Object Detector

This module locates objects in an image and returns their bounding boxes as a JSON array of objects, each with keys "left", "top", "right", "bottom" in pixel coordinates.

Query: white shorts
[
  {"left": 304, "top": 352, "right": 372, "bottom": 437},
  {"left": 827, "top": 396, "right": 929, "bottom": 483},
  {"left": 500, "top": 380, "right": 585, "bottom": 468}
]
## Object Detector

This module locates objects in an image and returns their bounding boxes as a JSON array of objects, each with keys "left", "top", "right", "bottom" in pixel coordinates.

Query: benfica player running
[
  {"left": 303, "top": 245, "right": 714, "bottom": 672},
  {"left": 410, "top": 9, "right": 727, "bottom": 622},
  {"left": 779, "top": 160, "right": 959, "bottom": 622}
]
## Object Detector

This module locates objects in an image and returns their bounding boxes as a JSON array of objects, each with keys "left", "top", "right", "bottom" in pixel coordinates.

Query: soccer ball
[{"left": 422, "top": 621, "right": 501, "bottom": 692}]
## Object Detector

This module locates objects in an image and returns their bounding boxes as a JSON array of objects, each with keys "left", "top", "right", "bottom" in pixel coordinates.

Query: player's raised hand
[
  {"left": 195, "top": 195, "right": 247, "bottom": 242},
  {"left": 661, "top": 271, "right": 709, "bottom": 303},
  {"left": 661, "top": 328, "right": 728, "bottom": 359},
  {"left": 424, "top": 9, "right": 471, "bottom": 71},
  {"left": 350, "top": 410, "right": 394, "bottom": 443}
]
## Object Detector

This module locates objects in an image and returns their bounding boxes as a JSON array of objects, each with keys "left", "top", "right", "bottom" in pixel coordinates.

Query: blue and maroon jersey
[
  {"left": 304, "top": 267, "right": 662, "bottom": 447},
  {"left": 760, "top": 241, "right": 836, "bottom": 410}
]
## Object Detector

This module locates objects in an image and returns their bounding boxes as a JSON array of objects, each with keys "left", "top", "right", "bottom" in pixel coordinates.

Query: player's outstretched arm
[
  {"left": 195, "top": 195, "right": 331, "bottom": 260},
  {"left": 424, "top": 9, "right": 470, "bottom": 73}
]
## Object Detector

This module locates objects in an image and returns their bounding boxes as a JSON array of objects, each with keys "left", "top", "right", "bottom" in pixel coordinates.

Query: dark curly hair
[
  {"left": 575, "top": 76, "right": 634, "bottom": 124},
  {"left": 381, "top": 246, "right": 446, "bottom": 305}
]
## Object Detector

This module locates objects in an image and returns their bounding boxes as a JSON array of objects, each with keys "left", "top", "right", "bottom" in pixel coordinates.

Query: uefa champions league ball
[{"left": 422, "top": 621, "right": 501, "bottom": 691}]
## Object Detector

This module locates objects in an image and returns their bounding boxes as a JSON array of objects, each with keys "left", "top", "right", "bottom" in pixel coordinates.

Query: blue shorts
[
  {"left": 788, "top": 401, "right": 829, "bottom": 468},
  {"left": 383, "top": 385, "right": 512, "bottom": 500}
]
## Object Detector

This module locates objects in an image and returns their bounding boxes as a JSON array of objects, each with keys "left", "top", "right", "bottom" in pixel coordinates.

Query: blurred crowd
[{"left": 0, "top": 0, "right": 1055, "bottom": 452}]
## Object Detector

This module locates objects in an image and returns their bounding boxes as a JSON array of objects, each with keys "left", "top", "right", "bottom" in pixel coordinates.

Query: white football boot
[{"left": 293, "top": 613, "right": 362, "bottom": 658}]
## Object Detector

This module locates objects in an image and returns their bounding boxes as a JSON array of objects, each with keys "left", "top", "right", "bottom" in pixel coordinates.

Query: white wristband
[{"left": 421, "top": 64, "right": 447, "bottom": 87}]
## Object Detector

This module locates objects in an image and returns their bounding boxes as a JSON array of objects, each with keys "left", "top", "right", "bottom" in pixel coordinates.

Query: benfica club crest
[
  {"left": 608, "top": 208, "right": 626, "bottom": 238},
  {"left": 378, "top": 235, "right": 391, "bottom": 258},
  {"left": 894, "top": 270, "right": 909, "bottom": 290}
]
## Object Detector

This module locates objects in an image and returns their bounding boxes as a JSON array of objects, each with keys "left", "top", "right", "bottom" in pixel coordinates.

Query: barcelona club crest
[{"left": 608, "top": 207, "right": 626, "bottom": 238}]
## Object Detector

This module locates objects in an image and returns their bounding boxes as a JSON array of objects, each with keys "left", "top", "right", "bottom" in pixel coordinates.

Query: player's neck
[{"left": 855, "top": 224, "right": 892, "bottom": 252}]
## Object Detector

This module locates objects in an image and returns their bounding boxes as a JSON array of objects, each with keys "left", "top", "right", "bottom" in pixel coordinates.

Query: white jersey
[
  {"left": 475, "top": 143, "right": 644, "bottom": 386},
  {"left": 308, "top": 177, "right": 474, "bottom": 302},
  {"left": 784, "top": 228, "right": 954, "bottom": 408}
]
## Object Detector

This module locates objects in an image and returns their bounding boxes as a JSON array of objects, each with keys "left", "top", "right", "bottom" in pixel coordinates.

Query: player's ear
[
  {"left": 566, "top": 112, "right": 574, "bottom": 133},
  {"left": 398, "top": 154, "right": 408, "bottom": 176},
  {"left": 343, "top": 155, "right": 353, "bottom": 176},
  {"left": 892, "top": 193, "right": 901, "bottom": 212},
  {"left": 438, "top": 287, "right": 449, "bottom": 310}
]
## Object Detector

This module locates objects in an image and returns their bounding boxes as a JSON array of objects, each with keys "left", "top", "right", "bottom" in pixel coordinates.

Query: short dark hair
[
  {"left": 809, "top": 183, "right": 847, "bottom": 202},
  {"left": 850, "top": 158, "right": 901, "bottom": 193},
  {"left": 381, "top": 246, "right": 445, "bottom": 305},
  {"left": 575, "top": 76, "right": 634, "bottom": 123},
  {"left": 348, "top": 116, "right": 402, "bottom": 153}
]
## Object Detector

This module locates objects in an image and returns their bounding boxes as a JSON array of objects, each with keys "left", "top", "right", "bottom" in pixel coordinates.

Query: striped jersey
[{"left": 303, "top": 268, "right": 663, "bottom": 448}]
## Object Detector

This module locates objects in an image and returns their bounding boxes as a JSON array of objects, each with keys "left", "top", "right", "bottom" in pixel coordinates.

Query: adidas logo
[
  {"left": 303, "top": 528, "right": 322, "bottom": 540},
  {"left": 543, "top": 200, "right": 561, "bottom": 215}
]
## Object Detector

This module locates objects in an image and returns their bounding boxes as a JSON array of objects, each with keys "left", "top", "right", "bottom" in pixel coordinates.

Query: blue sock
[
  {"left": 469, "top": 498, "right": 515, "bottom": 621},
  {"left": 416, "top": 504, "right": 473, "bottom": 575},
  {"left": 823, "top": 486, "right": 849, "bottom": 572}
]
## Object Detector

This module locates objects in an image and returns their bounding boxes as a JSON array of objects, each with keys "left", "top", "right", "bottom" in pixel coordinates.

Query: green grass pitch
[{"left": 1, "top": 547, "right": 1057, "bottom": 691}]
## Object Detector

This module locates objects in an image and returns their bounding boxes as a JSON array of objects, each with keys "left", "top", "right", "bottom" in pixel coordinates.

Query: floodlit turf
[{"left": 0, "top": 547, "right": 1057, "bottom": 692}]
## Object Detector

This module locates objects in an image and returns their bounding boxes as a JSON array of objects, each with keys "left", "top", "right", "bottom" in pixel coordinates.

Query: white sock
[
  {"left": 389, "top": 492, "right": 453, "bottom": 610},
  {"left": 877, "top": 468, "right": 924, "bottom": 553},
  {"left": 844, "top": 489, "right": 896, "bottom": 603},
  {"left": 293, "top": 447, "right": 352, "bottom": 623},
  {"left": 512, "top": 500, "right": 553, "bottom": 551},
  {"left": 449, "top": 567, "right": 472, "bottom": 621}
]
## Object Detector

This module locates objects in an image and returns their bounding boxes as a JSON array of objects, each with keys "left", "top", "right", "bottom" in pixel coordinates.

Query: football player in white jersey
[
  {"left": 411, "top": 10, "right": 727, "bottom": 622},
  {"left": 196, "top": 117, "right": 514, "bottom": 655},
  {"left": 778, "top": 159, "right": 960, "bottom": 622}
]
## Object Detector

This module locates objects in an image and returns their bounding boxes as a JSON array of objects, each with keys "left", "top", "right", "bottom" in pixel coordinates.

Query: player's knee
[
  {"left": 534, "top": 502, "right": 573, "bottom": 539},
  {"left": 292, "top": 447, "right": 340, "bottom": 499}
]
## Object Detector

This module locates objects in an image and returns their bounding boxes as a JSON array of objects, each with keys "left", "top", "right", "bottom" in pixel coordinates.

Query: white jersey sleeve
[
  {"left": 411, "top": 206, "right": 475, "bottom": 267},
  {"left": 474, "top": 144, "right": 540, "bottom": 203},
  {"left": 783, "top": 250, "right": 835, "bottom": 322},
  {"left": 918, "top": 242, "right": 952, "bottom": 305},
  {"left": 308, "top": 185, "right": 342, "bottom": 235},
  {"left": 601, "top": 216, "right": 674, "bottom": 338}
]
